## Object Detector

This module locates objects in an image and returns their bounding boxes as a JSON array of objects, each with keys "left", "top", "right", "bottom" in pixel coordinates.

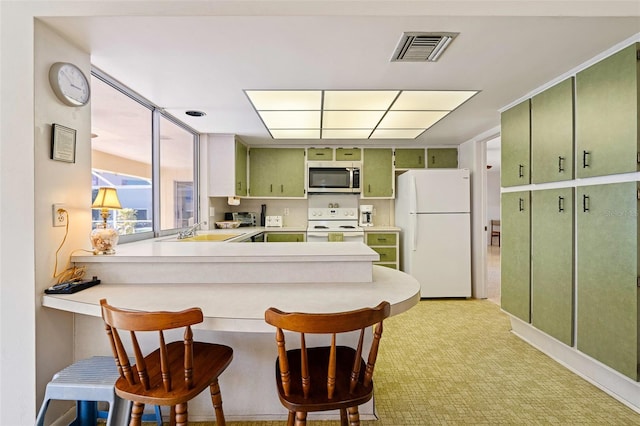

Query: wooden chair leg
[
  {"left": 340, "top": 408, "right": 348, "bottom": 425},
  {"left": 287, "top": 410, "right": 295, "bottom": 426},
  {"left": 294, "top": 411, "right": 307, "bottom": 426},
  {"left": 210, "top": 379, "right": 226, "bottom": 426},
  {"left": 347, "top": 406, "right": 360, "bottom": 426},
  {"left": 174, "top": 402, "right": 188, "bottom": 426},
  {"left": 129, "top": 401, "right": 145, "bottom": 426}
]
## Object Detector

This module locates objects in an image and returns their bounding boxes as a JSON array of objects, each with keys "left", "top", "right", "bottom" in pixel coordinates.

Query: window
[{"left": 91, "top": 69, "right": 199, "bottom": 241}]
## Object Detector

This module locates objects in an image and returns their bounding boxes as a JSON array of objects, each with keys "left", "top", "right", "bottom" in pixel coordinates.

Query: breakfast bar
[{"left": 42, "top": 238, "right": 420, "bottom": 421}]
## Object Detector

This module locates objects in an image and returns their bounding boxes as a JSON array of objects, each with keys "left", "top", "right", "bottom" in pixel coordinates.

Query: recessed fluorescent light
[
  {"left": 322, "top": 129, "right": 373, "bottom": 139},
  {"left": 258, "top": 111, "right": 320, "bottom": 129},
  {"left": 270, "top": 129, "right": 320, "bottom": 139},
  {"left": 322, "top": 110, "right": 386, "bottom": 129},
  {"left": 378, "top": 111, "right": 448, "bottom": 129},
  {"left": 245, "top": 89, "right": 478, "bottom": 139},
  {"left": 246, "top": 90, "right": 321, "bottom": 110},
  {"left": 323, "top": 91, "right": 399, "bottom": 110}
]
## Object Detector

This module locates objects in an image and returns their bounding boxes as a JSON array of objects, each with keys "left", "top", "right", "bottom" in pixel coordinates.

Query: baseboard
[{"left": 509, "top": 316, "right": 640, "bottom": 414}]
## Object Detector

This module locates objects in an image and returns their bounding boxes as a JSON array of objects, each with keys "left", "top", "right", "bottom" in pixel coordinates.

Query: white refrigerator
[{"left": 395, "top": 169, "right": 471, "bottom": 298}]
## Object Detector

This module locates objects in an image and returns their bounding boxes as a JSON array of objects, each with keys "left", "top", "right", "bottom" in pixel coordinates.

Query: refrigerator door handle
[
  {"left": 411, "top": 213, "right": 418, "bottom": 251},
  {"left": 409, "top": 175, "right": 417, "bottom": 214}
]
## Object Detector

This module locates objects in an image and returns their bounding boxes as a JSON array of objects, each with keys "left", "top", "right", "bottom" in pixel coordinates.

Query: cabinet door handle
[
  {"left": 518, "top": 164, "right": 524, "bottom": 178},
  {"left": 344, "top": 152, "right": 353, "bottom": 156},
  {"left": 431, "top": 155, "right": 435, "bottom": 165},
  {"left": 582, "top": 194, "right": 590, "bottom": 212},
  {"left": 558, "top": 196, "right": 565, "bottom": 212},
  {"left": 368, "top": 184, "right": 371, "bottom": 193},
  {"left": 558, "top": 156, "right": 565, "bottom": 173},
  {"left": 582, "top": 150, "right": 590, "bottom": 168},
  {"left": 280, "top": 184, "right": 284, "bottom": 192},
  {"left": 519, "top": 198, "right": 525, "bottom": 212},
  {"left": 270, "top": 184, "right": 273, "bottom": 193},
  {"left": 418, "top": 155, "right": 423, "bottom": 165}
]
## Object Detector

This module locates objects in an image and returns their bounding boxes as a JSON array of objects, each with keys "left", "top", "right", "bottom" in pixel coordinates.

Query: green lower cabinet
[
  {"left": 531, "top": 188, "right": 574, "bottom": 346},
  {"left": 501, "top": 191, "right": 531, "bottom": 322},
  {"left": 576, "top": 182, "right": 639, "bottom": 380},
  {"left": 426, "top": 148, "right": 457, "bottom": 168},
  {"left": 365, "top": 231, "right": 399, "bottom": 269},
  {"left": 265, "top": 233, "right": 305, "bottom": 242}
]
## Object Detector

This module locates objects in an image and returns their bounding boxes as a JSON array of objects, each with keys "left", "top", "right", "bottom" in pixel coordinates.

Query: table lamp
[{"left": 90, "top": 187, "right": 122, "bottom": 255}]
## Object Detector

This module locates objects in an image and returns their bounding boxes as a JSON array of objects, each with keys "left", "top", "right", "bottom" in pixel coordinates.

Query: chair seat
[
  {"left": 115, "top": 341, "right": 233, "bottom": 406},
  {"left": 275, "top": 346, "right": 374, "bottom": 412}
]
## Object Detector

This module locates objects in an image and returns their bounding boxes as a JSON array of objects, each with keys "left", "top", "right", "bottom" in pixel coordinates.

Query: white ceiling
[{"left": 41, "top": 2, "right": 640, "bottom": 150}]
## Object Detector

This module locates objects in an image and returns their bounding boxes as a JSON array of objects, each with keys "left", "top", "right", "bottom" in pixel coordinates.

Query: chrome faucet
[{"left": 177, "top": 222, "right": 202, "bottom": 239}]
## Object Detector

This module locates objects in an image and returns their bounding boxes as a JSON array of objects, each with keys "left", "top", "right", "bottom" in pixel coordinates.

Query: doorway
[{"left": 485, "top": 137, "right": 501, "bottom": 304}]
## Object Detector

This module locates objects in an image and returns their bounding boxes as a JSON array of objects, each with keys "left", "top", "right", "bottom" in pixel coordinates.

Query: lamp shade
[{"left": 92, "top": 187, "right": 122, "bottom": 210}]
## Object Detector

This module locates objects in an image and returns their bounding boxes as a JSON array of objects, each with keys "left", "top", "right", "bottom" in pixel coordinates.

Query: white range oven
[{"left": 306, "top": 207, "right": 365, "bottom": 243}]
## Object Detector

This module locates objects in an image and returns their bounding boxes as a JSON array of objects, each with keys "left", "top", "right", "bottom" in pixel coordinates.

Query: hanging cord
[{"left": 52, "top": 208, "right": 93, "bottom": 284}]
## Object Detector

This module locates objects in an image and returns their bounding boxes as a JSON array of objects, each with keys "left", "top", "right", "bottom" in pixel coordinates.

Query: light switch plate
[{"left": 265, "top": 215, "right": 283, "bottom": 227}]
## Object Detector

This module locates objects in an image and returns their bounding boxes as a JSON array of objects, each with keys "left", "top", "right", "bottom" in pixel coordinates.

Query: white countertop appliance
[
  {"left": 307, "top": 207, "right": 364, "bottom": 242},
  {"left": 359, "top": 205, "right": 374, "bottom": 226},
  {"left": 395, "top": 169, "right": 471, "bottom": 298}
]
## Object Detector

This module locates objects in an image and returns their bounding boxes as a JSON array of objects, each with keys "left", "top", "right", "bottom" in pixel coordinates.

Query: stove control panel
[{"left": 308, "top": 208, "right": 358, "bottom": 219}]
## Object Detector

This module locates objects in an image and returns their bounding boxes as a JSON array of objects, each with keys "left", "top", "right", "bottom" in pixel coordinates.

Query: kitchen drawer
[
  {"left": 366, "top": 233, "right": 397, "bottom": 246},
  {"left": 265, "top": 233, "right": 305, "bottom": 242},
  {"left": 371, "top": 247, "right": 397, "bottom": 262}
]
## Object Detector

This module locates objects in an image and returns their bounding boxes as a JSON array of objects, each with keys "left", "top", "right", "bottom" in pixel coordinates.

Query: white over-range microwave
[{"left": 307, "top": 161, "right": 361, "bottom": 193}]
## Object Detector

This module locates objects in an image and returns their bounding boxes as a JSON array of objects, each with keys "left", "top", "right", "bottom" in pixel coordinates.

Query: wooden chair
[
  {"left": 100, "top": 299, "right": 233, "bottom": 426},
  {"left": 264, "top": 301, "right": 391, "bottom": 426},
  {"left": 491, "top": 220, "right": 501, "bottom": 246}
]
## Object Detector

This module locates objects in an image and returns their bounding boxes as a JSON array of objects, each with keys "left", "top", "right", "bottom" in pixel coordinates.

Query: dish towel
[{"left": 328, "top": 232, "right": 344, "bottom": 242}]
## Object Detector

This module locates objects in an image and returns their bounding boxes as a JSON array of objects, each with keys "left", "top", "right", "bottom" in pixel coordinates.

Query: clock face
[{"left": 49, "top": 62, "right": 90, "bottom": 107}]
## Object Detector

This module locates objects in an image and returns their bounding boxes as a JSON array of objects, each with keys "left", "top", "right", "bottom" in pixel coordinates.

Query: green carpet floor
[{"left": 198, "top": 299, "right": 640, "bottom": 425}]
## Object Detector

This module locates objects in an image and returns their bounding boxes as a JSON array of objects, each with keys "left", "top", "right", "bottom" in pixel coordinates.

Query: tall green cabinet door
[
  {"left": 501, "top": 191, "right": 531, "bottom": 322},
  {"left": 362, "top": 148, "right": 393, "bottom": 198},
  {"left": 531, "top": 188, "right": 574, "bottom": 345},
  {"left": 576, "top": 182, "right": 639, "bottom": 381},
  {"left": 576, "top": 43, "right": 640, "bottom": 178},
  {"left": 501, "top": 100, "right": 531, "bottom": 187},
  {"left": 531, "top": 78, "right": 574, "bottom": 184},
  {"left": 235, "top": 140, "right": 248, "bottom": 196},
  {"left": 275, "top": 148, "right": 306, "bottom": 196}
]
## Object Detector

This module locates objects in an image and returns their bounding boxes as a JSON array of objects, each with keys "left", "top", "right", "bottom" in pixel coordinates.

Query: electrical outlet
[
  {"left": 52, "top": 204, "right": 67, "bottom": 227},
  {"left": 284, "top": 208, "right": 289, "bottom": 216}
]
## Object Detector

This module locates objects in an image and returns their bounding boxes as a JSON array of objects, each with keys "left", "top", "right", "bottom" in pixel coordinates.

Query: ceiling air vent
[{"left": 391, "top": 32, "right": 458, "bottom": 62}]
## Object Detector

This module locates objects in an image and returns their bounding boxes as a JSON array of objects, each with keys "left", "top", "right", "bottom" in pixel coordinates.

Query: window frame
[{"left": 91, "top": 67, "right": 200, "bottom": 243}]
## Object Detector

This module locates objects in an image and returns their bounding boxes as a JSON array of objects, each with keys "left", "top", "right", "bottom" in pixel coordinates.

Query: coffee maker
[{"left": 359, "top": 205, "right": 374, "bottom": 226}]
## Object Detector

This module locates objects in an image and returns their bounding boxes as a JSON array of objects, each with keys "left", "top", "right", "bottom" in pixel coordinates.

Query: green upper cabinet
[
  {"left": 531, "top": 188, "right": 574, "bottom": 346},
  {"left": 501, "top": 100, "right": 531, "bottom": 187},
  {"left": 249, "top": 148, "right": 306, "bottom": 197},
  {"left": 576, "top": 182, "right": 639, "bottom": 381},
  {"left": 307, "top": 148, "right": 333, "bottom": 161},
  {"left": 531, "top": 78, "right": 574, "bottom": 184},
  {"left": 426, "top": 148, "right": 457, "bottom": 168},
  {"left": 335, "top": 148, "right": 361, "bottom": 161},
  {"left": 362, "top": 148, "right": 393, "bottom": 198},
  {"left": 501, "top": 191, "right": 531, "bottom": 323},
  {"left": 395, "top": 148, "right": 425, "bottom": 169},
  {"left": 235, "top": 140, "right": 248, "bottom": 196},
  {"left": 207, "top": 134, "right": 248, "bottom": 197},
  {"left": 576, "top": 43, "right": 640, "bottom": 178}
]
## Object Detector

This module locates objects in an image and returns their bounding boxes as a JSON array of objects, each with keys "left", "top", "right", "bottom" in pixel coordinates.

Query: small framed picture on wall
[{"left": 51, "top": 123, "right": 76, "bottom": 163}]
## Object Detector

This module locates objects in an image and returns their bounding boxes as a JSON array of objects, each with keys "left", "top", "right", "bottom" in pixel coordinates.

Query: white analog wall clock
[{"left": 48, "top": 62, "right": 91, "bottom": 107}]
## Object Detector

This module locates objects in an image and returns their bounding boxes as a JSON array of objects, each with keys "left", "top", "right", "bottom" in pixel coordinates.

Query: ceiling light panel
[
  {"left": 245, "top": 89, "right": 479, "bottom": 140},
  {"left": 370, "top": 129, "right": 426, "bottom": 139},
  {"left": 378, "top": 111, "right": 448, "bottom": 128},
  {"left": 258, "top": 111, "right": 320, "bottom": 129},
  {"left": 323, "top": 90, "right": 399, "bottom": 110},
  {"left": 392, "top": 90, "right": 477, "bottom": 111},
  {"left": 323, "top": 110, "right": 386, "bottom": 129},
  {"left": 246, "top": 90, "right": 321, "bottom": 110}
]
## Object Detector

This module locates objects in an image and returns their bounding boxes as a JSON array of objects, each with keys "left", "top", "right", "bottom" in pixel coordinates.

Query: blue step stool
[{"left": 36, "top": 356, "right": 162, "bottom": 426}]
